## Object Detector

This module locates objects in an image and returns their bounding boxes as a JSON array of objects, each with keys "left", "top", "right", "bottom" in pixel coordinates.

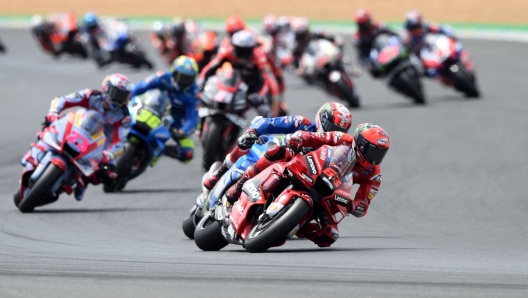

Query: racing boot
[
  {"left": 74, "top": 184, "right": 87, "bottom": 201},
  {"left": 204, "top": 154, "right": 234, "bottom": 190},
  {"left": 164, "top": 145, "right": 180, "bottom": 159},
  {"left": 225, "top": 165, "right": 260, "bottom": 203}
]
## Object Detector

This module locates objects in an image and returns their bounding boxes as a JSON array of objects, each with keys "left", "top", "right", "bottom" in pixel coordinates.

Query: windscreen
[
  {"left": 327, "top": 145, "right": 356, "bottom": 175},
  {"left": 78, "top": 110, "right": 104, "bottom": 135},
  {"left": 142, "top": 90, "right": 170, "bottom": 115}
]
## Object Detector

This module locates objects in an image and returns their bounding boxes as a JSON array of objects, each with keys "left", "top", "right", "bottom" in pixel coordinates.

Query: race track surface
[{"left": 0, "top": 29, "right": 527, "bottom": 297}]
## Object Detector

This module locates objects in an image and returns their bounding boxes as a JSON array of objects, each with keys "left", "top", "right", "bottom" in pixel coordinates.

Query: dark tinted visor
[
  {"left": 322, "top": 115, "right": 349, "bottom": 133},
  {"left": 173, "top": 71, "right": 196, "bottom": 87},
  {"left": 106, "top": 85, "right": 130, "bottom": 105},
  {"left": 234, "top": 45, "right": 254, "bottom": 59},
  {"left": 357, "top": 134, "right": 388, "bottom": 165},
  {"left": 358, "top": 22, "right": 371, "bottom": 33}
]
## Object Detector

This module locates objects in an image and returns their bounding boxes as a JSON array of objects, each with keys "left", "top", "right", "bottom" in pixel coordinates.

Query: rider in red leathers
[
  {"left": 352, "top": 9, "right": 399, "bottom": 77},
  {"left": 226, "top": 123, "right": 390, "bottom": 247},
  {"left": 200, "top": 29, "right": 280, "bottom": 104},
  {"left": 218, "top": 15, "right": 246, "bottom": 50}
]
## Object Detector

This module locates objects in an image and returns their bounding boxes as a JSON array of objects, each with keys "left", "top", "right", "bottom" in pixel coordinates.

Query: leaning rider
[
  {"left": 204, "top": 102, "right": 352, "bottom": 189},
  {"left": 130, "top": 55, "right": 199, "bottom": 163}
]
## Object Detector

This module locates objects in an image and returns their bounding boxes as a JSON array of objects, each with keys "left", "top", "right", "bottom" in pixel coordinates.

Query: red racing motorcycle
[{"left": 194, "top": 144, "right": 355, "bottom": 252}]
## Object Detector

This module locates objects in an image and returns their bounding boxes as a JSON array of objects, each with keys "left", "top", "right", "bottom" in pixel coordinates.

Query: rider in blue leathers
[
  {"left": 131, "top": 55, "right": 199, "bottom": 163},
  {"left": 204, "top": 102, "right": 353, "bottom": 189}
]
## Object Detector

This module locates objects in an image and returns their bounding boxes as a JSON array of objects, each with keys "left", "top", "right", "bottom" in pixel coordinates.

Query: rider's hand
[
  {"left": 170, "top": 128, "right": 187, "bottom": 140},
  {"left": 237, "top": 128, "right": 259, "bottom": 149},
  {"left": 287, "top": 133, "right": 305, "bottom": 153},
  {"left": 45, "top": 112, "right": 58, "bottom": 125}
]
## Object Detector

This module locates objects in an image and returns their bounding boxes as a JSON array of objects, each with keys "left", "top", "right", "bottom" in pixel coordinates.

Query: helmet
[
  {"left": 315, "top": 102, "right": 352, "bottom": 133},
  {"left": 277, "top": 16, "right": 292, "bottom": 32},
  {"left": 405, "top": 10, "right": 424, "bottom": 37},
  {"left": 225, "top": 15, "right": 245, "bottom": 36},
  {"left": 291, "top": 17, "right": 309, "bottom": 39},
  {"left": 263, "top": 15, "right": 278, "bottom": 35},
  {"left": 354, "top": 123, "right": 389, "bottom": 169},
  {"left": 152, "top": 21, "right": 166, "bottom": 38},
  {"left": 231, "top": 29, "right": 256, "bottom": 60},
  {"left": 83, "top": 12, "right": 99, "bottom": 30},
  {"left": 30, "top": 15, "right": 46, "bottom": 37},
  {"left": 172, "top": 20, "right": 186, "bottom": 39},
  {"left": 355, "top": 9, "right": 372, "bottom": 33},
  {"left": 170, "top": 55, "right": 199, "bottom": 90},
  {"left": 102, "top": 73, "right": 132, "bottom": 110}
]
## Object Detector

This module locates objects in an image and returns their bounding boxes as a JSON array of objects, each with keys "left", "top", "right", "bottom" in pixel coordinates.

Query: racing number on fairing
[
  {"left": 136, "top": 109, "right": 161, "bottom": 129},
  {"left": 323, "top": 167, "right": 342, "bottom": 189}
]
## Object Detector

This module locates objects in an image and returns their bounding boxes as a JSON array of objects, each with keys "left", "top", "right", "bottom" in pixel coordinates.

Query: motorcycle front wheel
[
  {"left": 18, "top": 164, "right": 64, "bottom": 213},
  {"left": 392, "top": 69, "right": 425, "bottom": 104}
]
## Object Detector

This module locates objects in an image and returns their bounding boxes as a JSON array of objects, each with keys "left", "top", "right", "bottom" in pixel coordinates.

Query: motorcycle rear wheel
[
  {"left": 244, "top": 198, "right": 310, "bottom": 253},
  {"left": 447, "top": 62, "right": 480, "bottom": 98},
  {"left": 392, "top": 70, "right": 425, "bottom": 104},
  {"left": 334, "top": 77, "right": 360, "bottom": 108},
  {"left": 18, "top": 164, "right": 64, "bottom": 213}
]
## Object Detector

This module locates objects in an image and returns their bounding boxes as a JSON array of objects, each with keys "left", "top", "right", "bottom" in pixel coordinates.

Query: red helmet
[
  {"left": 263, "top": 15, "right": 278, "bottom": 35},
  {"left": 225, "top": 15, "right": 245, "bottom": 36},
  {"left": 315, "top": 102, "right": 352, "bottom": 133},
  {"left": 355, "top": 9, "right": 373, "bottom": 33},
  {"left": 354, "top": 123, "right": 389, "bottom": 169}
]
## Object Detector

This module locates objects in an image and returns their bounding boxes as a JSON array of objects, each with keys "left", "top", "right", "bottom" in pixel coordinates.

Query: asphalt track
[{"left": 0, "top": 28, "right": 527, "bottom": 297}]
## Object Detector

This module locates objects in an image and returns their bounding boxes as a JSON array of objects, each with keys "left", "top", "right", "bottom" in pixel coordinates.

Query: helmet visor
[
  {"left": 172, "top": 71, "right": 196, "bottom": 88},
  {"left": 321, "top": 116, "right": 349, "bottom": 133},
  {"left": 357, "top": 134, "right": 388, "bottom": 165},
  {"left": 358, "top": 22, "right": 371, "bottom": 33},
  {"left": 105, "top": 85, "right": 130, "bottom": 106},
  {"left": 234, "top": 46, "right": 254, "bottom": 59}
]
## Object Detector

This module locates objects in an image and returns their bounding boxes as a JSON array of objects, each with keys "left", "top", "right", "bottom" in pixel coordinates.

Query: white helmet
[{"left": 232, "top": 29, "right": 256, "bottom": 59}]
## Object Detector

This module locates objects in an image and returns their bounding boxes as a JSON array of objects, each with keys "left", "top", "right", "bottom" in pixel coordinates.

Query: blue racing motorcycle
[
  {"left": 103, "top": 90, "right": 174, "bottom": 192},
  {"left": 182, "top": 134, "right": 289, "bottom": 240}
]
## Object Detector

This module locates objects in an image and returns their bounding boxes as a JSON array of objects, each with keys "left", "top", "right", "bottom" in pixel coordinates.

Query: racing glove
[
  {"left": 101, "top": 150, "right": 115, "bottom": 164},
  {"left": 287, "top": 133, "right": 304, "bottom": 153},
  {"left": 43, "top": 112, "right": 59, "bottom": 127},
  {"left": 170, "top": 128, "right": 187, "bottom": 140},
  {"left": 237, "top": 128, "right": 260, "bottom": 150}
]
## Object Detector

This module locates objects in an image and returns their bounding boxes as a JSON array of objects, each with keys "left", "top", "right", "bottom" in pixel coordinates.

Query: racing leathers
[
  {"left": 131, "top": 71, "right": 198, "bottom": 163},
  {"left": 403, "top": 22, "right": 455, "bottom": 55},
  {"left": 40, "top": 89, "right": 130, "bottom": 200},
  {"left": 353, "top": 23, "right": 399, "bottom": 76},
  {"left": 203, "top": 115, "right": 315, "bottom": 189},
  {"left": 200, "top": 44, "right": 280, "bottom": 101},
  {"left": 227, "top": 130, "right": 381, "bottom": 247}
]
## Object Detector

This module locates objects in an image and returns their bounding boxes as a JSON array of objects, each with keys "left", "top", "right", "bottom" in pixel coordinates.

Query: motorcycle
[
  {"left": 187, "top": 30, "right": 218, "bottom": 71},
  {"left": 34, "top": 13, "right": 87, "bottom": 58},
  {"left": 183, "top": 134, "right": 289, "bottom": 240},
  {"left": 194, "top": 144, "right": 355, "bottom": 252},
  {"left": 83, "top": 19, "right": 153, "bottom": 69},
  {"left": 15, "top": 109, "right": 107, "bottom": 213},
  {"left": 299, "top": 39, "right": 360, "bottom": 108},
  {"left": 370, "top": 33, "right": 425, "bottom": 104},
  {"left": 198, "top": 64, "right": 255, "bottom": 171},
  {"left": 420, "top": 33, "right": 480, "bottom": 98},
  {"left": 103, "top": 90, "right": 173, "bottom": 193}
]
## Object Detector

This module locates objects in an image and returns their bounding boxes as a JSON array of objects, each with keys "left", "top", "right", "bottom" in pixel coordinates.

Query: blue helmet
[
  {"left": 170, "top": 55, "right": 198, "bottom": 90},
  {"left": 84, "top": 12, "right": 99, "bottom": 29}
]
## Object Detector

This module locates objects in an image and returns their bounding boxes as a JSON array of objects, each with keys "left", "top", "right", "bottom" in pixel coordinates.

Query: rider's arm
[
  {"left": 249, "top": 115, "right": 314, "bottom": 135},
  {"left": 178, "top": 85, "right": 199, "bottom": 136},
  {"left": 49, "top": 89, "right": 92, "bottom": 114},
  {"left": 351, "top": 172, "right": 381, "bottom": 217},
  {"left": 291, "top": 131, "right": 355, "bottom": 148},
  {"left": 199, "top": 49, "right": 228, "bottom": 82},
  {"left": 130, "top": 72, "right": 163, "bottom": 97}
]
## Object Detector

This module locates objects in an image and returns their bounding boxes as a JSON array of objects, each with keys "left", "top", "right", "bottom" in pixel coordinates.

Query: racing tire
[
  {"left": 125, "top": 48, "right": 154, "bottom": 69},
  {"left": 334, "top": 77, "right": 360, "bottom": 108},
  {"left": 182, "top": 205, "right": 199, "bottom": 239},
  {"left": 18, "top": 164, "right": 64, "bottom": 213},
  {"left": 447, "top": 63, "right": 480, "bottom": 98},
  {"left": 13, "top": 189, "right": 21, "bottom": 207},
  {"left": 201, "top": 120, "right": 225, "bottom": 172},
  {"left": 103, "top": 142, "right": 137, "bottom": 193},
  {"left": 392, "top": 70, "right": 425, "bottom": 104},
  {"left": 194, "top": 216, "right": 228, "bottom": 251},
  {"left": 244, "top": 198, "right": 310, "bottom": 253}
]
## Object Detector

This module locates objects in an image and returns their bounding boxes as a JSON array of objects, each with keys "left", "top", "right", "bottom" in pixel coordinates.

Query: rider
[
  {"left": 43, "top": 73, "right": 132, "bottom": 200},
  {"left": 204, "top": 102, "right": 352, "bottom": 189},
  {"left": 352, "top": 9, "right": 399, "bottom": 77},
  {"left": 219, "top": 15, "right": 246, "bottom": 49},
  {"left": 403, "top": 10, "right": 455, "bottom": 55},
  {"left": 30, "top": 13, "right": 85, "bottom": 58},
  {"left": 167, "top": 18, "right": 194, "bottom": 61},
  {"left": 260, "top": 15, "right": 286, "bottom": 98},
  {"left": 290, "top": 17, "right": 344, "bottom": 70},
  {"left": 228, "top": 123, "right": 390, "bottom": 247},
  {"left": 200, "top": 29, "right": 280, "bottom": 106},
  {"left": 130, "top": 55, "right": 199, "bottom": 164},
  {"left": 150, "top": 21, "right": 172, "bottom": 63},
  {"left": 81, "top": 12, "right": 110, "bottom": 67}
]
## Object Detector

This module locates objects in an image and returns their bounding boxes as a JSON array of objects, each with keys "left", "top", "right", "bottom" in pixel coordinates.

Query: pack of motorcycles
[{"left": 13, "top": 15, "right": 480, "bottom": 252}]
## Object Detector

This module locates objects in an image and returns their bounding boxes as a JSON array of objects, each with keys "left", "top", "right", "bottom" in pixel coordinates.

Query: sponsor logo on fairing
[
  {"left": 334, "top": 195, "right": 348, "bottom": 206},
  {"left": 319, "top": 147, "right": 327, "bottom": 160},
  {"left": 244, "top": 180, "right": 261, "bottom": 200},
  {"left": 235, "top": 201, "right": 244, "bottom": 214},
  {"left": 301, "top": 173, "right": 314, "bottom": 183},
  {"left": 305, "top": 156, "right": 318, "bottom": 175}
]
